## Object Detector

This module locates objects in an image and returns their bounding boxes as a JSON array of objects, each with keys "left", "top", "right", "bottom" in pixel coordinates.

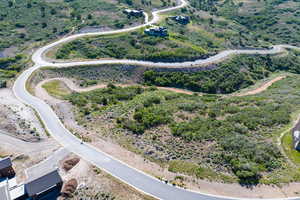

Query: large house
[
  {"left": 0, "top": 176, "right": 26, "bottom": 200},
  {"left": 144, "top": 26, "right": 168, "bottom": 37},
  {"left": 0, "top": 157, "right": 15, "bottom": 178},
  {"left": 171, "top": 15, "right": 190, "bottom": 25},
  {"left": 0, "top": 157, "right": 63, "bottom": 200},
  {"left": 123, "top": 9, "right": 143, "bottom": 17},
  {"left": 292, "top": 120, "right": 300, "bottom": 151},
  {"left": 293, "top": 130, "right": 300, "bottom": 151},
  {"left": 25, "top": 169, "right": 63, "bottom": 200},
  {"left": 0, "top": 180, "right": 10, "bottom": 200}
]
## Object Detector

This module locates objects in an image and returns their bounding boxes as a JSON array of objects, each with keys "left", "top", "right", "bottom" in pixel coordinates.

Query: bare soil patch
[
  {"left": 0, "top": 88, "right": 48, "bottom": 141},
  {"left": 60, "top": 155, "right": 155, "bottom": 200},
  {"left": 235, "top": 75, "right": 286, "bottom": 97},
  {"left": 63, "top": 157, "right": 80, "bottom": 172},
  {"left": 40, "top": 77, "right": 194, "bottom": 96}
]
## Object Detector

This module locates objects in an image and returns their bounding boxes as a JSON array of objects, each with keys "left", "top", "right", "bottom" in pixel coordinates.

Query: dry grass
[
  {"left": 61, "top": 178, "right": 78, "bottom": 198},
  {"left": 63, "top": 157, "right": 80, "bottom": 172}
]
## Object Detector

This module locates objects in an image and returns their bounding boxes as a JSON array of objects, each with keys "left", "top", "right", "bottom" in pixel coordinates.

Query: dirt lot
[
  {"left": 0, "top": 88, "right": 47, "bottom": 141},
  {"left": 0, "top": 131, "right": 61, "bottom": 183},
  {"left": 0, "top": 88, "right": 63, "bottom": 183},
  {"left": 60, "top": 154, "right": 155, "bottom": 200}
]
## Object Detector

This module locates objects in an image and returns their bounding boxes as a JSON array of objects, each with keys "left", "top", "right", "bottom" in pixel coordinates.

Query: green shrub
[
  {"left": 143, "top": 96, "right": 161, "bottom": 107},
  {"left": 143, "top": 53, "right": 300, "bottom": 94}
]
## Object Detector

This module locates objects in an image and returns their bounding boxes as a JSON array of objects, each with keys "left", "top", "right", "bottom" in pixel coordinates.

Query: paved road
[
  {"left": 0, "top": 130, "right": 59, "bottom": 156},
  {"left": 12, "top": 0, "right": 300, "bottom": 199},
  {"left": 25, "top": 148, "right": 70, "bottom": 181}
]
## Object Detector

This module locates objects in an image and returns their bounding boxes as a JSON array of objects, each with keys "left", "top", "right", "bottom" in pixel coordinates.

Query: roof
[
  {"left": 0, "top": 180, "right": 11, "bottom": 200},
  {"left": 7, "top": 177, "right": 17, "bottom": 189},
  {"left": 0, "top": 158, "right": 12, "bottom": 171},
  {"left": 25, "top": 169, "right": 62, "bottom": 197},
  {"left": 10, "top": 184, "right": 25, "bottom": 200}
]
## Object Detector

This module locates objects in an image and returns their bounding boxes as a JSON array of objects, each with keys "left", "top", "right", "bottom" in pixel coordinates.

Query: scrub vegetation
[
  {"left": 35, "top": 50, "right": 300, "bottom": 184},
  {"left": 0, "top": 54, "right": 26, "bottom": 88},
  {"left": 55, "top": 31, "right": 210, "bottom": 62},
  {"left": 143, "top": 50, "right": 300, "bottom": 93},
  {"left": 42, "top": 80, "right": 71, "bottom": 99},
  {"left": 54, "top": 0, "right": 300, "bottom": 62},
  {"left": 42, "top": 51, "right": 300, "bottom": 94},
  {"left": 190, "top": 0, "right": 300, "bottom": 46},
  {"left": 62, "top": 74, "right": 300, "bottom": 185},
  {"left": 9, "top": 0, "right": 300, "bottom": 188},
  {"left": 0, "top": 0, "right": 174, "bottom": 53},
  {"left": 0, "top": 0, "right": 175, "bottom": 86}
]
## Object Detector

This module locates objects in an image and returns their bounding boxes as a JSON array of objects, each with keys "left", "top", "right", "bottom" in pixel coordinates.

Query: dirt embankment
[
  {"left": 0, "top": 87, "right": 62, "bottom": 183},
  {"left": 38, "top": 77, "right": 194, "bottom": 95},
  {"left": 235, "top": 75, "right": 286, "bottom": 97},
  {"left": 60, "top": 154, "right": 155, "bottom": 200},
  {"left": 38, "top": 75, "right": 286, "bottom": 98},
  {"left": 0, "top": 88, "right": 48, "bottom": 142}
]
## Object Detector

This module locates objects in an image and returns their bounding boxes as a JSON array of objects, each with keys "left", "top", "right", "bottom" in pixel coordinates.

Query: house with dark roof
[
  {"left": 25, "top": 169, "right": 62, "bottom": 200},
  {"left": 123, "top": 9, "right": 143, "bottom": 17},
  {"left": 171, "top": 15, "right": 190, "bottom": 25},
  {"left": 0, "top": 158, "right": 15, "bottom": 178},
  {"left": 293, "top": 130, "right": 300, "bottom": 151},
  {"left": 144, "top": 26, "right": 168, "bottom": 37},
  {"left": 292, "top": 120, "right": 300, "bottom": 151}
]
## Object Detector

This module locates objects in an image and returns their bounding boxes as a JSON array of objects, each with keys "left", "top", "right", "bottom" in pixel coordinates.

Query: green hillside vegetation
[
  {"left": 45, "top": 51, "right": 300, "bottom": 95},
  {"left": 39, "top": 64, "right": 143, "bottom": 85},
  {"left": 42, "top": 80, "right": 71, "bottom": 99},
  {"left": 0, "top": 0, "right": 174, "bottom": 54},
  {"left": 54, "top": 0, "right": 300, "bottom": 62},
  {"left": 55, "top": 29, "right": 211, "bottom": 62},
  {"left": 54, "top": 14, "right": 261, "bottom": 61},
  {"left": 0, "top": 0, "right": 175, "bottom": 85},
  {"left": 189, "top": 0, "right": 300, "bottom": 46},
  {"left": 0, "top": 55, "right": 26, "bottom": 88},
  {"left": 64, "top": 75, "right": 300, "bottom": 184},
  {"left": 143, "top": 50, "right": 300, "bottom": 93}
]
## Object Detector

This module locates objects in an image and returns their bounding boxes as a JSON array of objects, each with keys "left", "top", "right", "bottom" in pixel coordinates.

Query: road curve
[{"left": 12, "top": 0, "right": 300, "bottom": 199}]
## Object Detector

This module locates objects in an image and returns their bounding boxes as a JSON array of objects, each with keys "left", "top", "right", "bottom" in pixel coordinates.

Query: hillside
[
  {"left": 0, "top": 0, "right": 175, "bottom": 55},
  {"left": 53, "top": 0, "right": 300, "bottom": 61},
  {"left": 29, "top": 49, "right": 300, "bottom": 185},
  {"left": 0, "top": 0, "right": 175, "bottom": 88},
  {"left": 36, "top": 70, "right": 300, "bottom": 185},
  {"left": 4, "top": 0, "right": 300, "bottom": 193}
]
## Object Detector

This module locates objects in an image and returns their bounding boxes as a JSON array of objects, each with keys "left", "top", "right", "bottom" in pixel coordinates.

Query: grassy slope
[
  {"left": 189, "top": 0, "right": 300, "bottom": 46},
  {"left": 44, "top": 50, "right": 300, "bottom": 94},
  {"left": 53, "top": 0, "right": 300, "bottom": 61},
  {"left": 0, "top": 0, "right": 176, "bottom": 54},
  {"left": 0, "top": 0, "right": 176, "bottom": 87},
  {"left": 0, "top": 54, "right": 27, "bottom": 88},
  {"left": 55, "top": 30, "right": 210, "bottom": 62},
  {"left": 36, "top": 52, "right": 300, "bottom": 184},
  {"left": 42, "top": 80, "right": 71, "bottom": 99},
  {"left": 60, "top": 74, "right": 300, "bottom": 184},
  {"left": 143, "top": 50, "right": 300, "bottom": 93}
]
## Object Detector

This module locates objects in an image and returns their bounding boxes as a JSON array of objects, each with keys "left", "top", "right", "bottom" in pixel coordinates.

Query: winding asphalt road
[{"left": 12, "top": 0, "right": 300, "bottom": 199}]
